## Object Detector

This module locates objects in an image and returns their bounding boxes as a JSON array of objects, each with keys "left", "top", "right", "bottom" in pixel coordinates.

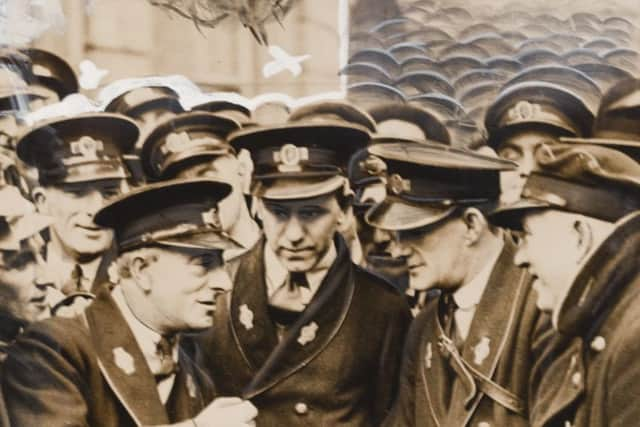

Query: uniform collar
[
  {"left": 453, "top": 239, "right": 504, "bottom": 311},
  {"left": 46, "top": 241, "right": 102, "bottom": 288},
  {"left": 111, "top": 286, "right": 179, "bottom": 373},
  {"left": 264, "top": 242, "right": 337, "bottom": 303}
]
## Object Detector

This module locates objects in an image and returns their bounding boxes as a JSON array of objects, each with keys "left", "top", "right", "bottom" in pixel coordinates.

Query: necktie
[
  {"left": 62, "top": 264, "right": 86, "bottom": 295},
  {"left": 155, "top": 335, "right": 177, "bottom": 380},
  {"left": 442, "top": 293, "right": 464, "bottom": 351},
  {"left": 268, "top": 272, "right": 310, "bottom": 326}
]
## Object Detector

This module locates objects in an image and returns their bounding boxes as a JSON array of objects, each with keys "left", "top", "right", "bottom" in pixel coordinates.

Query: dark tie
[
  {"left": 155, "top": 335, "right": 177, "bottom": 380},
  {"left": 288, "top": 271, "right": 310, "bottom": 291},
  {"left": 268, "top": 272, "right": 310, "bottom": 326},
  {"left": 62, "top": 264, "right": 85, "bottom": 295},
  {"left": 442, "top": 293, "right": 464, "bottom": 351}
]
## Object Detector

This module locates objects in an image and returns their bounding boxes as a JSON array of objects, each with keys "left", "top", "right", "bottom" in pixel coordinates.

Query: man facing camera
[
  {"left": 197, "top": 113, "right": 412, "bottom": 426},
  {"left": 374, "top": 143, "right": 551, "bottom": 427},
  {"left": 2, "top": 179, "right": 257, "bottom": 427},
  {"left": 490, "top": 143, "right": 640, "bottom": 427}
]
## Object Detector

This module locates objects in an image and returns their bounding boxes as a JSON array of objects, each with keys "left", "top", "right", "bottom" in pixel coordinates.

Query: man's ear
[
  {"left": 32, "top": 187, "right": 48, "bottom": 213},
  {"left": 236, "top": 149, "right": 254, "bottom": 195},
  {"left": 462, "top": 207, "right": 488, "bottom": 246},
  {"left": 130, "top": 255, "right": 153, "bottom": 293},
  {"left": 573, "top": 219, "right": 593, "bottom": 264}
]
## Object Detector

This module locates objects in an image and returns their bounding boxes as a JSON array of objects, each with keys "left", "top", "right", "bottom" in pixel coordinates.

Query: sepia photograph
[{"left": 0, "top": 0, "right": 639, "bottom": 425}]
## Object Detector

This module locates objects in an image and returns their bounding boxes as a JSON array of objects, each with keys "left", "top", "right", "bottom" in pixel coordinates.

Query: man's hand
[{"left": 194, "top": 397, "right": 258, "bottom": 427}]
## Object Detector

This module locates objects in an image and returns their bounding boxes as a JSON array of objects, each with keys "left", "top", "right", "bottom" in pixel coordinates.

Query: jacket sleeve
[
  {"left": 2, "top": 319, "right": 91, "bottom": 427},
  {"left": 373, "top": 298, "right": 412, "bottom": 426}
]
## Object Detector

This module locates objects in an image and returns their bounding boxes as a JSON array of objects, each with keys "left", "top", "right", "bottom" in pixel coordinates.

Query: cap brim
[
  {"left": 365, "top": 197, "right": 456, "bottom": 231},
  {"left": 156, "top": 231, "right": 242, "bottom": 252},
  {"left": 256, "top": 175, "right": 347, "bottom": 200},
  {"left": 488, "top": 199, "right": 551, "bottom": 230},
  {"left": 560, "top": 136, "right": 640, "bottom": 148},
  {"left": 0, "top": 213, "right": 52, "bottom": 251}
]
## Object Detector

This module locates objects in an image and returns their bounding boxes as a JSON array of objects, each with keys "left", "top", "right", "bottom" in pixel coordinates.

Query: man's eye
[
  {"left": 298, "top": 208, "right": 325, "bottom": 220},
  {"left": 266, "top": 205, "right": 289, "bottom": 219},
  {"left": 101, "top": 188, "right": 122, "bottom": 199},
  {"left": 4, "top": 251, "right": 35, "bottom": 270},
  {"left": 498, "top": 147, "right": 522, "bottom": 162}
]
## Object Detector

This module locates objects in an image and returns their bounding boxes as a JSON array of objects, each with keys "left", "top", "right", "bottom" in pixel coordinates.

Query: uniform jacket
[
  {"left": 2, "top": 287, "right": 215, "bottom": 427},
  {"left": 529, "top": 212, "right": 640, "bottom": 427},
  {"left": 196, "top": 235, "right": 412, "bottom": 427},
  {"left": 384, "top": 239, "right": 552, "bottom": 427}
]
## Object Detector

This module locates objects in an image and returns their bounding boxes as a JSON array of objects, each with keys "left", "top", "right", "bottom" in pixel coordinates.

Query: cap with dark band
[
  {"left": 191, "top": 100, "right": 252, "bottom": 125},
  {"left": 20, "top": 48, "right": 79, "bottom": 100},
  {"left": 365, "top": 142, "right": 516, "bottom": 231},
  {"left": 485, "top": 81, "right": 594, "bottom": 150},
  {"left": 104, "top": 86, "right": 184, "bottom": 118},
  {"left": 228, "top": 116, "right": 369, "bottom": 199},
  {"left": 94, "top": 178, "right": 235, "bottom": 252},
  {"left": 490, "top": 143, "right": 640, "bottom": 230},
  {"left": 560, "top": 78, "right": 640, "bottom": 162},
  {"left": 17, "top": 113, "right": 139, "bottom": 185},
  {"left": 368, "top": 103, "right": 450, "bottom": 145},
  {"left": 141, "top": 111, "right": 241, "bottom": 180}
]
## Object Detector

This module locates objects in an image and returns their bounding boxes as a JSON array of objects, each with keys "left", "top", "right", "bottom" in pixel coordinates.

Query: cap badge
[
  {"left": 508, "top": 101, "right": 542, "bottom": 122},
  {"left": 239, "top": 304, "right": 254, "bottom": 331},
  {"left": 70, "top": 136, "right": 104, "bottom": 160},
  {"left": 425, "top": 342, "right": 433, "bottom": 369},
  {"left": 273, "top": 144, "right": 309, "bottom": 172},
  {"left": 388, "top": 173, "right": 411, "bottom": 195},
  {"left": 201, "top": 207, "right": 222, "bottom": 230},
  {"left": 360, "top": 155, "right": 387, "bottom": 177},
  {"left": 113, "top": 347, "right": 135, "bottom": 375},
  {"left": 473, "top": 337, "right": 491, "bottom": 365},
  {"left": 298, "top": 321, "right": 318, "bottom": 346}
]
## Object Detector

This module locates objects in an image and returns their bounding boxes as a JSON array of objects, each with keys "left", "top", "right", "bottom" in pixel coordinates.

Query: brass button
[
  {"left": 571, "top": 372, "right": 582, "bottom": 387},
  {"left": 478, "top": 422, "right": 491, "bottom": 427},
  {"left": 294, "top": 402, "right": 308, "bottom": 415},
  {"left": 591, "top": 336, "right": 606, "bottom": 352}
]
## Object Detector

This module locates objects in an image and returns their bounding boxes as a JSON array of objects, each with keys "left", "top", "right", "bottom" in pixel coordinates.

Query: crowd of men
[{"left": 0, "top": 22, "right": 639, "bottom": 427}]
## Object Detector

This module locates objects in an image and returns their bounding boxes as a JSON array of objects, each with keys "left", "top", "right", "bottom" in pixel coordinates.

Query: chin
[{"left": 281, "top": 258, "right": 316, "bottom": 273}]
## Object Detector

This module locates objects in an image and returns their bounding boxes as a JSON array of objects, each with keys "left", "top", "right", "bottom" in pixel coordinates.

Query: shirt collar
[
  {"left": 111, "top": 286, "right": 179, "bottom": 370},
  {"left": 453, "top": 240, "right": 504, "bottom": 310},
  {"left": 46, "top": 242, "right": 102, "bottom": 288},
  {"left": 264, "top": 242, "right": 337, "bottom": 299}
]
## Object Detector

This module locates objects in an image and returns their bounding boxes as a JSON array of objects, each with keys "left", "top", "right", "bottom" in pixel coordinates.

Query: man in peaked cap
[
  {"left": 141, "top": 111, "right": 261, "bottom": 282},
  {"left": 0, "top": 185, "right": 51, "bottom": 360},
  {"left": 196, "top": 112, "right": 411, "bottom": 427},
  {"left": 561, "top": 77, "right": 640, "bottom": 163},
  {"left": 373, "top": 143, "right": 550, "bottom": 427},
  {"left": 485, "top": 81, "right": 595, "bottom": 204},
  {"left": 17, "top": 113, "right": 139, "bottom": 312},
  {"left": 0, "top": 185, "right": 51, "bottom": 427},
  {"left": 489, "top": 143, "right": 640, "bottom": 427},
  {"left": 3, "top": 179, "right": 259, "bottom": 427},
  {"left": 191, "top": 99, "right": 253, "bottom": 125}
]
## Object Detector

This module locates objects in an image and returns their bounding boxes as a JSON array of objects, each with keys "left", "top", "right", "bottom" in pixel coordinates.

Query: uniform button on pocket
[
  {"left": 294, "top": 402, "right": 308, "bottom": 415},
  {"left": 590, "top": 336, "right": 606, "bottom": 352},
  {"left": 478, "top": 422, "right": 490, "bottom": 427}
]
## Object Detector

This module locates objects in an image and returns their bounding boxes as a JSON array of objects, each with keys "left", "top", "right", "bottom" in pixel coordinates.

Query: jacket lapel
[
  {"left": 229, "top": 238, "right": 280, "bottom": 371},
  {"left": 85, "top": 289, "right": 169, "bottom": 426},
  {"left": 165, "top": 349, "right": 209, "bottom": 422},
  {"left": 420, "top": 300, "right": 455, "bottom": 426},
  {"left": 242, "top": 237, "right": 355, "bottom": 398},
  {"left": 530, "top": 338, "right": 585, "bottom": 427},
  {"left": 446, "top": 240, "right": 529, "bottom": 425}
]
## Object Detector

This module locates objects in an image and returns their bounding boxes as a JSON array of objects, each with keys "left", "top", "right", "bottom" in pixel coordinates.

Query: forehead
[{"left": 262, "top": 193, "right": 338, "bottom": 209}]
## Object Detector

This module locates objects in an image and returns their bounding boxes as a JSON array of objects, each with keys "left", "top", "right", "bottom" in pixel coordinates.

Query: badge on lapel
[
  {"left": 239, "top": 304, "right": 254, "bottom": 331},
  {"left": 425, "top": 342, "right": 433, "bottom": 369},
  {"left": 186, "top": 374, "right": 197, "bottom": 399},
  {"left": 297, "top": 321, "right": 318, "bottom": 346},
  {"left": 473, "top": 337, "right": 491, "bottom": 365},
  {"left": 113, "top": 347, "right": 135, "bottom": 375}
]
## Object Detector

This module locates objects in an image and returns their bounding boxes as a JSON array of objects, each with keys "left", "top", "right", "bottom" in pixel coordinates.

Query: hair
[{"left": 111, "top": 247, "right": 159, "bottom": 284}]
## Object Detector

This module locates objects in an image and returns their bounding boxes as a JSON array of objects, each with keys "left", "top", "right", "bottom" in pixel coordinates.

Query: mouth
[
  {"left": 280, "top": 247, "right": 314, "bottom": 258},
  {"left": 29, "top": 294, "right": 48, "bottom": 309}
]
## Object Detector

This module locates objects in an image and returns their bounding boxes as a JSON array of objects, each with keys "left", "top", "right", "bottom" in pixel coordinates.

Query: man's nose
[
  {"left": 85, "top": 190, "right": 107, "bottom": 216},
  {"left": 284, "top": 216, "right": 305, "bottom": 244},
  {"left": 208, "top": 267, "right": 233, "bottom": 292},
  {"left": 387, "top": 238, "right": 408, "bottom": 259},
  {"left": 372, "top": 227, "right": 392, "bottom": 246},
  {"left": 513, "top": 244, "right": 529, "bottom": 268}
]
